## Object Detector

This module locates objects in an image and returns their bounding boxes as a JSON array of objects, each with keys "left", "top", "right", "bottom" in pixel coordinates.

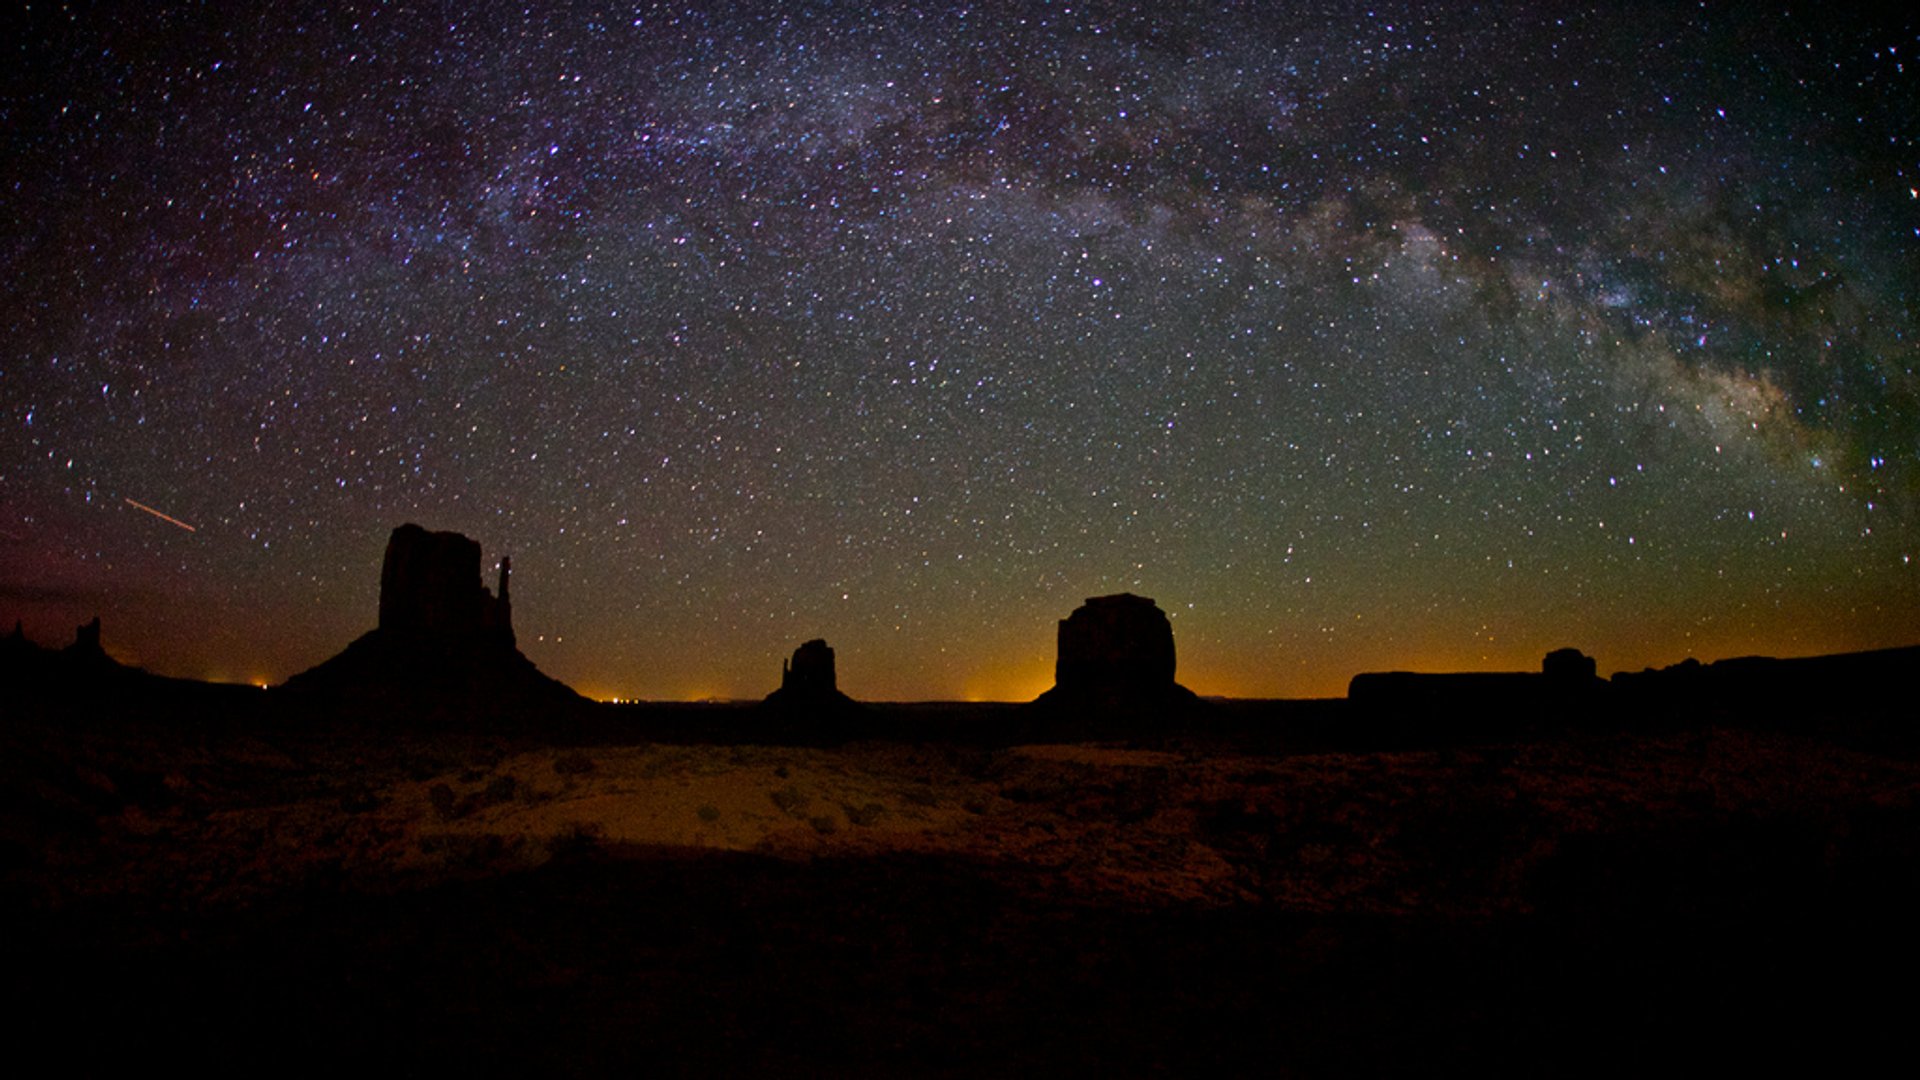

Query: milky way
[{"left": 4, "top": 2, "right": 1917, "bottom": 699}]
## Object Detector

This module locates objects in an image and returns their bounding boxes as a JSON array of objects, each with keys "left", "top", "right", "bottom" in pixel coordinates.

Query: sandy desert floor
[{"left": 6, "top": 705, "right": 1919, "bottom": 1074}]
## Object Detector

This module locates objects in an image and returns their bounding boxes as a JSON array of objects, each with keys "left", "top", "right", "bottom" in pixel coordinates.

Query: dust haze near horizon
[{"left": 4, "top": 3, "right": 1917, "bottom": 700}]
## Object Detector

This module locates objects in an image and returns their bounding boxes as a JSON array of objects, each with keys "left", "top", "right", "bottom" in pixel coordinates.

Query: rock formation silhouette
[
  {"left": 1542, "top": 647, "right": 1598, "bottom": 684},
  {"left": 282, "top": 524, "right": 581, "bottom": 721},
  {"left": 1033, "top": 593, "right": 1199, "bottom": 715},
  {"left": 752, "top": 638, "right": 865, "bottom": 743},
  {"left": 378, "top": 524, "right": 515, "bottom": 646},
  {"left": 763, "top": 638, "right": 858, "bottom": 708},
  {"left": 779, "top": 639, "right": 838, "bottom": 697},
  {"left": 1346, "top": 648, "right": 1606, "bottom": 743},
  {"left": 65, "top": 616, "right": 108, "bottom": 665},
  {"left": 1610, "top": 643, "right": 1918, "bottom": 743},
  {"left": 52, "top": 616, "right": 132, "bottom": 677},
  {"left": 1349, "top": 649, "right": 1605, "bottom": 707},
  {"left": 0, "top": 615, "right": 176, "bottom": 711},
  {"left": 0, "top": 618, "right": 38, "bottom": 682}
]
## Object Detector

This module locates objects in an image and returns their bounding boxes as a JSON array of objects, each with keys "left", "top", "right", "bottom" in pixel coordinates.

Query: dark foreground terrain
[{"left": 5, "top": 686, "right": 1918, "bottom": 1075}]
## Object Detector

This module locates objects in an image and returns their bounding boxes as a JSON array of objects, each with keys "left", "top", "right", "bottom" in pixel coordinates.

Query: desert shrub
[
  {"left": 439, "top": 774, "right": 522, "bottom": 817},
  {"left": 902, "top": 787, "right": 939, "bottom": 808},
  {"left": 844, "top": 802, "right": 886, "bottom": 827},
  {"left": 808, "top": 814, "right": 838, "bottom": 835},
  {"left": 428, "top": 782, "right": 459, "bottom": 820},
  {"left": 770, "top": 785, "right": 809, "bottom": 816},
  {"left": 697, "top": 804, "right": 721, "bottom": 823},
  {"left": 553, "top": 750, "right": 595, "bottom": 775}
]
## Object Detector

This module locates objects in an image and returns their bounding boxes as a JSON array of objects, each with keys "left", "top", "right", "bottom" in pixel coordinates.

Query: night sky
[{"left": 4, "top": 2, "right": 1916, "bottom": 700}]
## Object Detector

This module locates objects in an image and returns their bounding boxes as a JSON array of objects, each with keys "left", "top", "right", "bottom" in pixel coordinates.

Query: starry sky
[{"left": 4, "top": 2, "right": 1917, "bottom": 701}]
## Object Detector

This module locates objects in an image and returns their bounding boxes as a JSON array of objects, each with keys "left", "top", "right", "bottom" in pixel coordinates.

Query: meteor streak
[{"left": 125, "top": 498, "right": 197, "bottom": 533}]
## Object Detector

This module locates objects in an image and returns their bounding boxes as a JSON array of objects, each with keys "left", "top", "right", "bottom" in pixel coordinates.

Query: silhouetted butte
[
  {"left": 756, "top": 638, "right": 864, "bottom": 738},
  {"left": 1033, "top": 593, "right": 1201, "bottom": 717},
  {"left": 282, "top": 524, "right": 581, "bottom": 721}
]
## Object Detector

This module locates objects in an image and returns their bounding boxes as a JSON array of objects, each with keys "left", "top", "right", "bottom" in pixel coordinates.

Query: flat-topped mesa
[
  {"left": 1345, "top": 648, "right": 1609, "bottom": 744},
  {"left": 1036, "top": 593, "right": 1198, "bottom": 712},
  {"left": 1054, "top": 593, "right": 1175, "bottom": 693},
  {"left": 377, "top": 523, "right": 513, "bottom": 647},
  {"left": 1542, "top": 646, "right": 1598, "bottom": 684},
  {"left": 1349, "top": 648, "right": 1604, "bottom": 707}
]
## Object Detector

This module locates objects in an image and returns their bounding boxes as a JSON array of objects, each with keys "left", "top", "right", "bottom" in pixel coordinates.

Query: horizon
[
  {"left": 5, "top": 4, "right": 1916, "bottom": 701},
  {"left": 8, "top": 577, "right": 1912, "bottom": 704}
]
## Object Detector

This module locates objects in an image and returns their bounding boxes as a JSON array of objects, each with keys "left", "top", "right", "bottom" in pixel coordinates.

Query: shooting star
[{"left": 125, "top": 498, "right": 197, "bottom": 533}]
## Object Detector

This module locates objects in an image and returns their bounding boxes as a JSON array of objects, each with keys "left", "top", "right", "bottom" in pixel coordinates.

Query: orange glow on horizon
[
  {"left": 579, "top": 685, "right": 750, "bottom": 704},
  {"left": 961, "top": 663, "right": 1055, "bottom": 703},
  {"left": 196, "top": 670, "right": 278, "bottom": 689}
]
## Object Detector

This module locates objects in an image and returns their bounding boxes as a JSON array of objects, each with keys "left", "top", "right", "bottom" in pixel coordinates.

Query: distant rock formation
[
  {"left": 1543, "top": 647, "right": 1597, "bottom": 684},
  {"left": 1611, "top": 644, "right": 1919, "bottom": 726},
  {"left": 282, "top": 524, "right": 580, "bottom": 721},
  {"left": 378, "top": 524, "right": 514, "bottom": 646},
  {"left": 1347, "top": 648, "right": 1606, "bottom": 741},
  {"left": 0, "top": 615, "right": 146, "bottom": 702},
  {"left": 57, "top": 616, "right": 129, "bottom": 675},
  {"left": 1034, "top": 593, "right": 1199, "bottom": 714},
  {"left": 764, "top": 638, "right": 858, "bottom": 710},
  {"left": 783, "top": 639, "right": 838, "bottom": 696},
  {"left": 0, "top": 618, "right": 41, "bottom": 680},
  {"left": 753, "top": 637, "right": 865, "bottom": 744},
  {"left": 1337, "top": 639, "right": 1920, "bottom": 749},
  {"left": 66, "top": 616, "right": 106, "bottom": 663},
  {"left": 1350, "top": 648, "right": 1605, "bottom": 702}
]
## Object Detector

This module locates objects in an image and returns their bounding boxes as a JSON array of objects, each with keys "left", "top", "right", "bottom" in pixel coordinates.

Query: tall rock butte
[
  {"left": 780, "top": 639, "right": 838, "bottom": 697},
  {"left": 763, "top": 638, "right": 859, "bottom": 712},
  {"left": 1035, "top": 593, "right": 1198, "bottom": 712},
  {"left": 377, "top": 523, "right": 514, "bottom": 646},
  {"left": 282, "top": 524, "right": 578, "bottom": 718}
]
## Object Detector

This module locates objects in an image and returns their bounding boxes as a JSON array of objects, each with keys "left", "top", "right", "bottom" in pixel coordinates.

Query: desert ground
[{"left": 6, "top": 693, "right": 1919, "bottom": 1074}]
